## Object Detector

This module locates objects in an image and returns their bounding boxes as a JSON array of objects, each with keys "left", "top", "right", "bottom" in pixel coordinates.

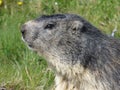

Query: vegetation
[{"left": 0, "top": 0, "right": 120, "bottom": 90}]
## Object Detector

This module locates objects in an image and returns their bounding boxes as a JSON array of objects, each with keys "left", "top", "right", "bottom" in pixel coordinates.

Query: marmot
[{"left": 21, "top": 14, "right": 120, "bottom": 90}]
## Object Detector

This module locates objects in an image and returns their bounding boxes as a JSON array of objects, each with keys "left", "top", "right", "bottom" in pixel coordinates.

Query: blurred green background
[{"left": 0, "top": 0, "right": 120, "bottom": 90}]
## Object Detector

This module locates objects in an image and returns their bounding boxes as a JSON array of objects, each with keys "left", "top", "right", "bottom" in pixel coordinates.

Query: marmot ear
[
  {"left": 72, "top": 21, "right": 83, "bottom": 31},
  {"left": 72, "top": 21, "right": 88, "bottom": 33}
]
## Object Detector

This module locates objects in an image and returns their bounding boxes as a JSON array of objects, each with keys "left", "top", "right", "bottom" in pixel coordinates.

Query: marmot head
[{"left": 21, "top": 14, "right": 103, "bottom": 65}]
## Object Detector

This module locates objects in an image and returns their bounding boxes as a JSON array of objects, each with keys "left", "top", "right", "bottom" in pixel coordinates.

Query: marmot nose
[{"left": 21, "top": 24, "right": 27, "bottom": 37}]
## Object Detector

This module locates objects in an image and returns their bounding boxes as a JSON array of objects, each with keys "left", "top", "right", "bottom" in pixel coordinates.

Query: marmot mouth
[
  {"left": 28, "top": 44, "right": 33, "bottom": 48},
  {"left": 21, "top": 37, "right": 34, "bottom": 50},
  {"left": 26, "top": 43, "right": 36, "bottom": 51},
  {"left": 21, "top": 36, "right": 26, "bottom": 43}
]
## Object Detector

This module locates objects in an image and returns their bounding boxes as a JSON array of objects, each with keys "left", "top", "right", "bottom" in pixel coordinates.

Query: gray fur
[{"left": 21, "top": 14, "right": 120, "bottom": 90}]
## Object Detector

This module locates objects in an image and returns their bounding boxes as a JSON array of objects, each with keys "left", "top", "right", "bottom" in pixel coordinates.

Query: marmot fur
[{"left": 21, "top": 14, "right": 120, "bottom": 90}]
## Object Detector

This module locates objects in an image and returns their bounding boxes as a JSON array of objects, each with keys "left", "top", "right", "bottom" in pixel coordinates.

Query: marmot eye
[{"left": 44, "top": 23, "right": 55, "bottom": 29}]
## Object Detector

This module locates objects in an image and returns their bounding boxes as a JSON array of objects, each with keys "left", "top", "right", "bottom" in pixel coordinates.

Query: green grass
[{"left": 0, "top": 0, "right": 120, "bottom": 90}]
